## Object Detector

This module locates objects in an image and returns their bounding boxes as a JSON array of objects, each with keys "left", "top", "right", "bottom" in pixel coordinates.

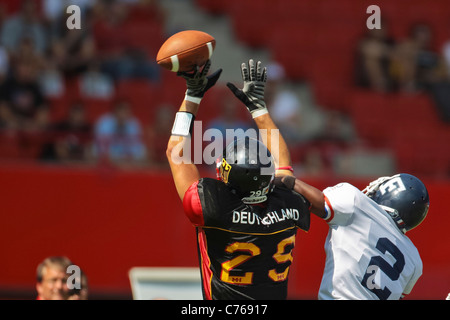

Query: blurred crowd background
[
  {"left": 0, "top": 0, "right": 449, "bottom": 179},
  {"left": 0, "top": 0, "right": 168, "bottom": 168}
]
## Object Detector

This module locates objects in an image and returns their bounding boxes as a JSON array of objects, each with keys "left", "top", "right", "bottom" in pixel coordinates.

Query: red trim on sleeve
[
  {"left": 324, "top": 195, "right": 335, "bottom": 223},
  {"left": 182, "top": 181, "right": 204, "bottom": 226}
]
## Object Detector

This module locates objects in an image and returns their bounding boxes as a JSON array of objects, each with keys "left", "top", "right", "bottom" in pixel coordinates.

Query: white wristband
[
  {"left": 251, "top": 108, "right": 269, "bottom": 119},
  {"left": 171, "top": 112, "right": 195, "bottom": 136},
  {"left": 184, "top": 94, "right": 202, "bottom": 104}
]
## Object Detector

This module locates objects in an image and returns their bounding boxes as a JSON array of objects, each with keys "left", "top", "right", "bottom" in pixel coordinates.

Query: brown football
[{"left": 156, "top": 30, "right": 216, "bottom": 72}]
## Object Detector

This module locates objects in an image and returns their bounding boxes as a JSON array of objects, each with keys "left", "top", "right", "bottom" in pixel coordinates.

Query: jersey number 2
[{"left": 361, "top": 237, "right": 405, "bottom": 300}]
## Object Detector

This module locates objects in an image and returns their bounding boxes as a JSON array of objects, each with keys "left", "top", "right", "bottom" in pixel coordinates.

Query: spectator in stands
[
  {"left": 265, "top": 61, "right": 304, "bottom": 145},
  {"left": 0, "top": 45, "right": 9, "bottom": 83},
  {"left": 355, "top": 20, "right": 396, "bottom": 92},
  {"left": 40, "top": 101, "right": 92, "bottom": 162},
  {"left": 38, "top": 58, "right": 65, "bottom": 99},
  {"left": 44, "top": 1, "right": 97, "bottom": 79},
  {"left": 94, "top": 98, "right": 147, "bottom": 164},
  {"left": 10, "top": 35, "right": 47, "bottom": 79},
  {"left": 0, "top": 0, "right": 48, "bottom": 55},
  {"left": 304, "top": 111, "right": 355, "bottom": 176},
  {"left": 36, "top": 256, "right": 89, "bottom": 300},
  {"left": 423, "top": 28, "right": 450, "bottom": 123},
  {"left": 43, "top": 0, "right": 93, "bottom": 39},
  {"left": 79, "top": 59, "right": 115, "bottom": 99},
  {"left": 391, "top": 23, "right": 446, "bottom": 92},
  {"left": 312, "top": 111, "right": 355, "bottom": 147},
  {"left": 0, "top": 44, "right": 9, "bottom": 129},
  {"left": 145, "top": 104, "right": 174, "bottom": 167},
  {"left": 392, "top": 23, "right": 450, "bottom": 122},
  {"left": 0, "top": 58, "right": 48, "bottom": 131},
  {"left": 443, "top": 37, "right": 450, "bottom": 78},
  {"left": 36, "top": 256, "right": 73, "bottom": 300},
  {"left": 300, "top": 147, "right": 327, "bottom": 177}
]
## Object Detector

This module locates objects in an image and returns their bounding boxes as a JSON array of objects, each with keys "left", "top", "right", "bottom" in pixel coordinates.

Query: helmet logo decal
[
  {"left": 241, "top": 184, "right": 271, "bottom": 204},
  {"left": 379, "top": 176, "right": 406, "bottom": 195},
  {"left": 220, "top": 158, "right": 232, "bottom": 184}
]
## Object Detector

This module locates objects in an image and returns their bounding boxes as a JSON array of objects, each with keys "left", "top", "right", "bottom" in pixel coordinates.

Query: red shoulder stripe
[{"left": 182, "top": 181, "right": 204, "bottom": 226}]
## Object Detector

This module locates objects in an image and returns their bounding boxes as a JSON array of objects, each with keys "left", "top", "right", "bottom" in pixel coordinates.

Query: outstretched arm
[
  {"left": 254, "top": 113, "right": 293, "bottom": 176},
  {"left": 227, "top": 59, "right": 292, "bottom": 177},
  {"left": 227, "top": 59, "right": 326, "bottom": 218},
  {"left": 166, "top": 99, "right": 201, "bottom": 201},
  {"left": 280, "top": 175, "right": 327, "bottom": 218},
  {"left": 166, "top": 61, "right": 222, "bottom": 201}
]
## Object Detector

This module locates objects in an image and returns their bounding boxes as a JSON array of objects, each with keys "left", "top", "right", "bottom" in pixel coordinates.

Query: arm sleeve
[
  {"left": 322, "top": 183, "right": 358, "bottom": 226},
  {"left": 182, "top": 180, "right": 204, "bottom": 226},
  {"left": 293, "top": 191, "right": 311, "bottom": 232},
  {"left": 403, "top": 259, "right": 423, "bottom": 296}
]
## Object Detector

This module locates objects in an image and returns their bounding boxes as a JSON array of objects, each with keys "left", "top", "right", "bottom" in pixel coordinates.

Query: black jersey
[{"left": 183, "top": 177, "right": 310, "bottom": 300}]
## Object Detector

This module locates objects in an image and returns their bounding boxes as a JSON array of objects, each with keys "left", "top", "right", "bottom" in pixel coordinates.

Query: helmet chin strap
[
  {"left": 242, "top": 195, "right": 268, "bottom": 204},
  {"left": 379, "top": 205, "right": 407, "bottom": 234}
]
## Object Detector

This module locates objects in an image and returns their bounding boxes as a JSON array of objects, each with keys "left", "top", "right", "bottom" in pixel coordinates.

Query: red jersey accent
[
  {"left": 197, "top": 228, "right": 212, "bottom": 300},
  {"left": 183, "top": 181, "right": 204, "bottom": 226}
]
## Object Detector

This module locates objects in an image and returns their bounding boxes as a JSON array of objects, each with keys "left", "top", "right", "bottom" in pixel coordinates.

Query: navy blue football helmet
[
  {"left": 218, "top": 137, "right": 275, "bottom": 204},
  {"left": 363, "top": 173, "right": 430, "bottom": 232}
]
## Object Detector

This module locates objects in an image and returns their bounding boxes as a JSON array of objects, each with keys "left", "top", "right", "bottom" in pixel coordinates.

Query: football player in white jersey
[{"left": 280, "top": 166, "right": 429, "bottom": 300}]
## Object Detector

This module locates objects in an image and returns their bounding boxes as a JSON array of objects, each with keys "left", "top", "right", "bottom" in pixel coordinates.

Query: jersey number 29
[{"left": 220, "top": 235, "right": 295, "bottom": 285}]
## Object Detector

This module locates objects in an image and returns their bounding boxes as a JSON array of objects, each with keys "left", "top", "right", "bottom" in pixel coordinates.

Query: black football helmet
[
  {"left": 218, "top": 137, "right": 275, "bottom": 204},
  {"left": 363, "top": 173, "right": 430, "bottom": 233}
]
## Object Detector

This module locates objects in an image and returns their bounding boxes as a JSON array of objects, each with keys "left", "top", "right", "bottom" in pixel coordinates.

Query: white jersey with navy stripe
[{"left": 318, "top": 183, "right": 423, "bottom": 300}]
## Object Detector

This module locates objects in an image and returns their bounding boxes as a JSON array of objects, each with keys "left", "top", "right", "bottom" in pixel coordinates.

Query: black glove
[
  {"left": 177, "top": 60, "right": 222, "bottom": 99},
  {"left": 227, "top": 59, "right": 268, "bottom": 118},
  {"left": 273, "top": 175, "right": 296, "bottom": 189}
]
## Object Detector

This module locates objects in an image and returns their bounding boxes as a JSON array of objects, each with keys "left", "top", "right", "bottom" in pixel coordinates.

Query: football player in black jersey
[{"left": 166, "top": 59, "right": 310, "bottom": 299}]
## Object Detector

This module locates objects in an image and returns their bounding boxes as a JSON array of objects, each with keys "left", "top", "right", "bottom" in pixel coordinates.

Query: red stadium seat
[
  {"left": 81, "top": 98, "right": 113, "bottom": 124},
  {"left": 17, "top": 131, "right": 49, "bottom": 159},
  {"left": 277, "top": 1, "right": 321, "bottom": 23},
  {"left": 47, "top": 96, "right": 72, "bottom": 123},
  {"left": 348, "top": 88, "right": 449, "bottom": 176},
  {"left": 124, "top": 20, "right": 164, "bottom": 57},
  {"left": 392, "top": 129, "right": 449, "bottom": 177},
  {"left": 348, "top": 90, "right": 397, "bottom": 146},
  {"left": 268, "top": 22, "right": 320, "bottom": 80},
  {"left": 308, "top": 51, "right": 355, "bottom": 111},
  {"left": 391, "top": 94, "right": 441, "bottom": 126},
  {"left": 195, "top": 0, "right": 234, "bottom": 15},
  {"left": 229, "top": 0, "right": 274, "bottom": 47},
  {"left": 115, "top": 79, "right": 164, "bottom": 125},
  {"left": 0, "top": 132, "right": 21, "bottom": 159},
  {"left": 315, "top": 0, "right": 364, "bottom": 24}
]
